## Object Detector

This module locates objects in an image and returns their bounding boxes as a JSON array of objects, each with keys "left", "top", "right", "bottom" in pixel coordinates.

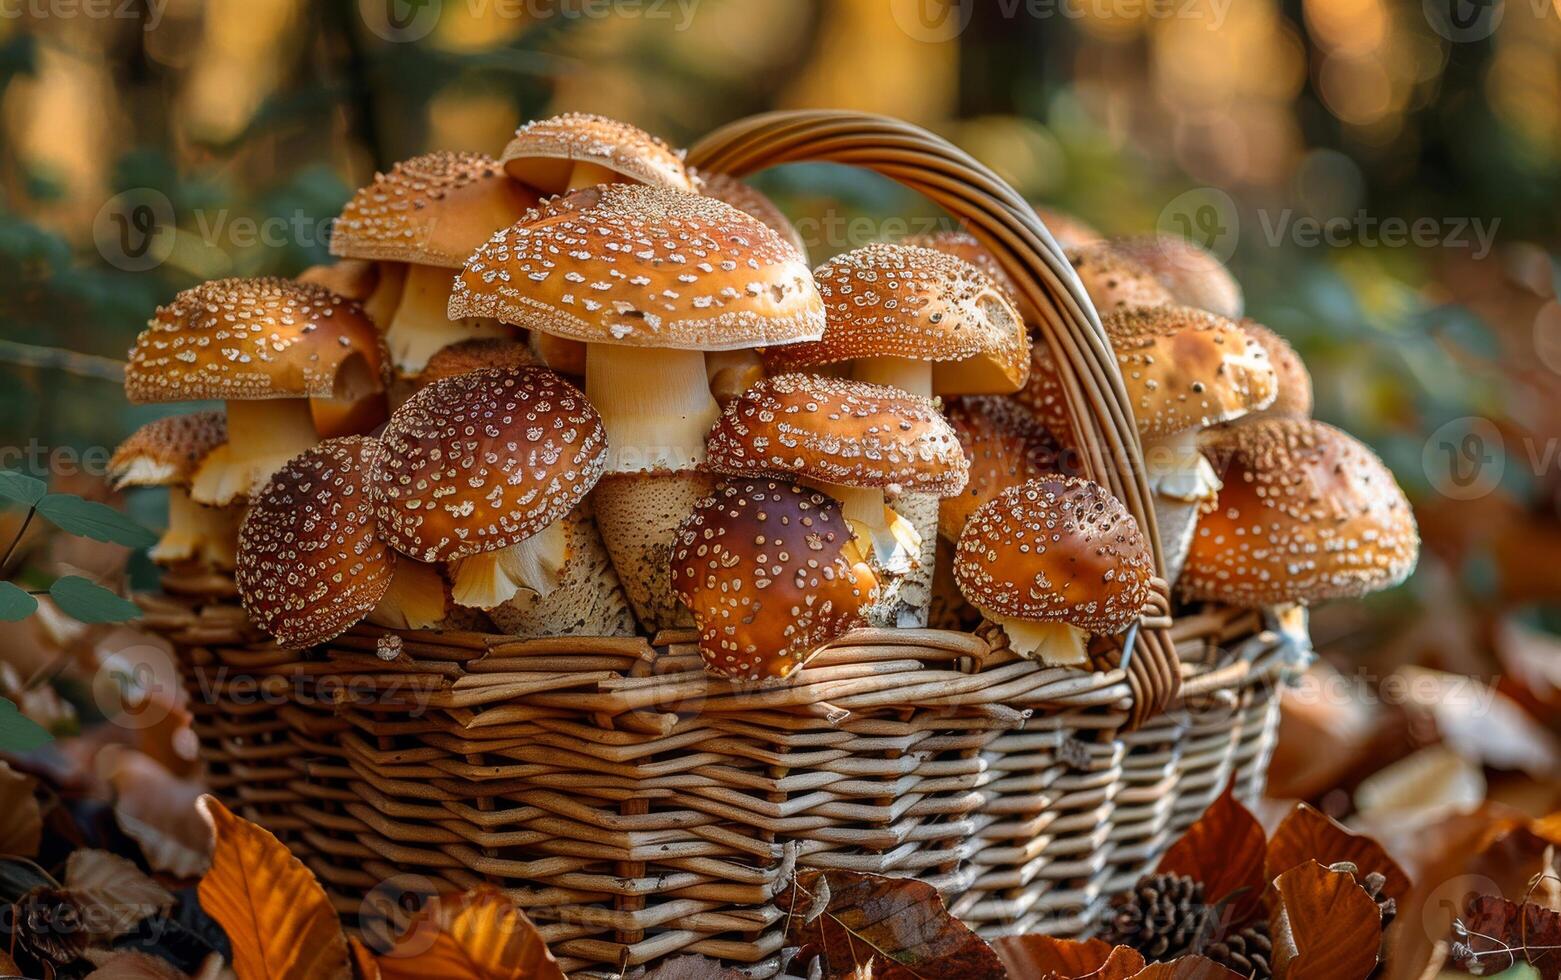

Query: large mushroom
[
  {"left": 1065, "top": 242, "right": 1176, "bottom": 314},
  {"left": 671, "top": 478, "right": 879, "bottom": 681},
  {"left": 1018, "top": 305, "right": 1277, "bottom": 582},
  {"left": 449, "top": 182, "right": 824, "bottom": 631},
  {"left": 940, "top": 397, "right": 1069, "bottom": 545},
  {"left": 125, "top": 278, "right": 387, "bottom": 507},
  {"left": 108, "top": 412, "right": 239, "bottom": 569},
  {"left": 954, "top": 476, "right": 1155, "bottom": 666},
  {"left": 1239, "top": 320, "right": 1313, "bottom": 420},
  {"left": 500, "top": 112, "right": 695, "bottom": 194},
  {"left": 370, "top": 367, "right": 610, "bottom": 618},
  {"left": 899, "top": 230, "right": 1033, "bottom": 325},
  {"left": 330, "top": 152, "right": 537, "bottom": 375},
  {"left": 1113, "top": 234, "right": 1244, "bottom": 319}
]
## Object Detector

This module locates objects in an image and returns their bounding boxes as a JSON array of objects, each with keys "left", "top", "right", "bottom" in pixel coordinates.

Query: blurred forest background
[{"left": 2, "top": 0, "right": 1561, "bottom": 818}]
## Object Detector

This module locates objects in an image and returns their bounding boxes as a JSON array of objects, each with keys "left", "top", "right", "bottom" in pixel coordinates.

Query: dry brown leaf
[
  {"left": 779, "top": 869, "right": 1006, "bottom": 979},
  {"left": 1453, "top": 893, "right": 1561, "bottom": 979},
  {"left": 1129, "top": 956, "right": 1244, "bottom": 979},
  {"left": 373, "top": 886, "right": 565, "bottom": 980},
  {"left": 0, "top": 758, "right": 42, "bottom": 857},
  {"left": 1269, "top": 860, "right": 1383, "bottom": 979},
  {"left": 196, "top": 796, "right": 351, "bottom": 980},
  {"left": 638, "top": 953, "right": 750, "bottom": 978},
  {"left": 1267, "top": 662, "right": 1381, "bottom": 800},
  {"left": 991, "top": 935, "right": 1144, "bottom": 978},
  {"left": 1266, "top": 803, "right": 1412, "bottom": 907},
  {"left": 349, "top": 938, "right": 383, "bottom": 980},
  {"left": 1394, "top": 666, "right": 1561, "bottom": 777},
  {"left": 1353, "top": 744, "right": 1485, "bottom": 830},
  {"left": 65, "top": 848, "right": 175, "bottom": 940},
  {"left": 1156, "top": 784, "right": 1267, "bottom": 923},
  {"left": 84, "top": 949, "right": 189, "bottom": 979},
  {"left": 0, "top": 950, "right": 19, "bottom": 976},
  {"left": 100, "top": 747, "right": 211, "bottom": 877},
  {"left": 1497, "top": 618, "right": 1561, "bottom": 712}
]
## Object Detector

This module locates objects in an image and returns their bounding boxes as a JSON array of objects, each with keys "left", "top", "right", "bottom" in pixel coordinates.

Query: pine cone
[
  {"left": 1204, "top": 919, "right": 1273, "bottom": 979},
  {"left": 9, "top": 886, "right": 88, "bottom": 974},
  {"left": 1099, "top": 873, "right": 1211, "bottom": 960}
]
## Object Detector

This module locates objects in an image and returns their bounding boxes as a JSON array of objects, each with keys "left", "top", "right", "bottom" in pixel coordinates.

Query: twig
[
  {"left": 1, "top": 507, "right": 36, "bottom": 572},
  {"left": 0, "top": 340, "right": 126, "bottom": 383}
]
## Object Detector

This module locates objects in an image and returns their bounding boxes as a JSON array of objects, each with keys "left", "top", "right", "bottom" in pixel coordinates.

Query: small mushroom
[
  {"left": 671, "top": 478, "right": 879, "bottom": 680},
  {"left": 125, "top": 278, "right": 387, "bottom": 507},
  {"left": 108, "top": 412, "right": 238, "bottom": 569},
  {"left": 939, "top": 396, "right": 1069, "bottom": 544},
  {"left": 500, "top": 112, "right": 695, "bottom": 194},
  {"left": 418, "top": 338, "right": 537, "bottom": 385},
  {"left": 954, "top": 476, "right": 1154, "bottom": 666},
  {"left": 370, "top": 367, "right": 607, "bottom": 611},
  {"left": 898, "top": 230, "right": 1030, "bottom": 323},
  {"left": 1113, "top": 234, "right": 1244, "bottom": 319},
  {"left": 236, "top": 437, "right": 393, "bottom": 649},
  {"left": 1065, "top": 242, "right": 1176, "bottom": 314},
  {"left": 1239, "top": 319, "right": 1313, "bottom": 420},
  {"left": 692, "top": 168, "right": 807, "bottom": 258},
  {"left": 1033, "top": 204, "right": 1103, "bottom": 250}
]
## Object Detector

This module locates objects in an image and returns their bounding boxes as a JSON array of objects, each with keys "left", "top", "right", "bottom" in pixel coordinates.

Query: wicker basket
[{"left": 137, "top": 111, "right": 1293, "bottom": 978}]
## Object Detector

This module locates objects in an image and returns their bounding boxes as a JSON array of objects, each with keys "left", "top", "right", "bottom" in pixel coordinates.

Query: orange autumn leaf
[
  {"left": 1130, "top": 956, "right": 1244, "bottom": 979},
  {"left": 349, "top": 938, "right": 382, "bottom": 980},
  {"left": 1269, "top": 861, "right": 1383, "bottom": 979},
  {"left": 1156, "top": 784, "right": 1267, "bottom": 922},
  {"left": 1265, "top": 803, "right": 1411, "bottom": 906},
  {"left": 373, "top": 886, "right": 565, "bottom": 980},
  {"left": 992, "top": 935, "right": 1144, "bottom": 979},
  {"left": 196, "top": 796, "right": 351, "bottom": 980}
]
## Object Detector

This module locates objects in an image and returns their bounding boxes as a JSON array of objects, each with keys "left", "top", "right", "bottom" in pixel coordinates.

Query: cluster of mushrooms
[{"left": 109, "top": 113, "right": 1420, "bottom": 683}]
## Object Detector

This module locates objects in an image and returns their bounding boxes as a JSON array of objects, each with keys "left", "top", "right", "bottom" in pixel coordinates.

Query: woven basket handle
[{"left": 689, "top": 110, "right": 1182, "bottom": 724}]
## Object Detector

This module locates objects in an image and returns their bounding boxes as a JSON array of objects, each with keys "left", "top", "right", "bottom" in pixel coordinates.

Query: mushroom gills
[
  {"left": 1143, "top": 429, "right": 1221, "bottom": 503},
  {"left": 150, "top": 488, "right": 237, "bottom": 569},
  {"left": 808, "top": 482, "right": 921, "bottom": 576},
  {"left": 988, "top": 614, "right": 1091, "bottom": 666},
  {"left": 368, "top": 557, "right": 449, "bottom": 631},
  {"left": 363, "top": 261, "right": 406, "bottom": 329},
  {"left": 854, "top": 356, "right": 933, "bottom": 398},
  {"left": 450, "top": 520, "right": 569, "bottom": 610},
  {"left": 190, "top": 399, "right": 319, "bottom": 506},
  {"left": 586, "top": 344, "right": 720, "bottom": 473},
  {"left": 387, "top": 263, "right": 509, "bottom": 375}
]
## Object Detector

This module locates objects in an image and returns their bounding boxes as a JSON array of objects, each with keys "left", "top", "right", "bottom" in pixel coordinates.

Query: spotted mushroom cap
[
  {"left": 940, "top": 397, "right": 1069, "bottom": 543},
  {"left": 671, "top": 478, "right": 879, "bottom": 680},
  {"left": 706, "top": 373, "right": 969, "bottom": 496},
  {"left": 500, "top": 113, "right": 694, "bottom": 193},
  {"left": 764, "top": 243, "right": 1031, "bottom": 394},
  {"left": 108, "top": 411, "right": 229, "bottom": 490},
  {"left": 899, "top": 230, "right": 1034, "bottom": 323},
  {"left": 954, "top": 476, "right": 1154, "bottom": 635},
  {"left": 331, "top": 152, "right": 539, "bottom": 269},
  {"left": 419, "top": 338, "right": 537, "bottom": 385},
  {"left": 692, "top": 169, "right": 807, "bottom": 258},
  {"left": 1239, "top": 320, "right": 1312, "bottom": 420},
  {"left": 1065, "top": 243, "right": 1175, "bottom": 315},
  {"left": 125, "top": 278, "right": 388, "bottom": 404},
  {"left": 371, "top": 367, "right": 607, "bottom": 562},
  {"left": 1183, "top": 418, "right": 1418, "bottom": 606},
  {"left": 449, "top": 184, "right": 824, "bottom": 351},
  {"left": 237, "top": 436, "right": 393, "bottom": 649},
  {"left": 1113, "top": 234, "right": 1243, "bottom": 319},
  {"left": 297, "top": 259, "right": 378, "bottom": 303},
  {"left": 1017, "top": 306, "right": 1277, "bottom": 440}
]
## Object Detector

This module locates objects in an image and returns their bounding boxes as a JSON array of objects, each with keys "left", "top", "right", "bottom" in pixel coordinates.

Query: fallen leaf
[
  {"left": 0, "top": 758, "right": 41, "bottom": 857},
  {"left": 83, "top": 949, "right": 188, "bottom": 979},
  {"left": 349, "top": 938, "right": 382, "bottom": 980},
  {"left": 65, "top": 848, "right": 175, "bottom": 940},
  {"left": 374, "top": 887, "right": 565, "bottom": 980},
  {"left": 1129, "top": 956, "right": 1244, "bottom": 979},
  {"left": 1156, "top": 784, "right": 1267, "bottom": 924},
  {"left": 1269, "top": 861, "right": 1383, "bottom": 979},
  {"left": 100, "top": 747, "right": 211, "bottom": 877},
  {"left": 638, "top": 953, "right": 750, "bottom": 978},
  {"left": 1267, "top": 662, "right": 1382, "bottom": 800},
  {"left": 1453, "top": 893, "right": 1561, "bottom": 980},
  {"left": 1394, "top": 666, "right": 1561, "bottom": 778},
  {"left": 1354, "top": 745, "right": 1485, "bottom": 831},
  {"left": 196, "top": 796, "right": 351, "bottom": 980},
  {"left": 0, "top": 950, "right": 19, "bottom": 975},
  {"left": 1266, "top": 803, "right": 1412, "bottom": 907},
  {"left": 779, "top": 870, "right": 1006, "bottom": 979},
  {"left": 991, "top": 935, "right": 1144, "bottom": 978}
]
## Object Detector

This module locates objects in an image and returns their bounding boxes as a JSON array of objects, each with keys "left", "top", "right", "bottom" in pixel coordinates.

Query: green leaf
[
  {"left": 0, "top": 582, "right": 36, "bottom": 622},
  {"left": 0, "top": 471, "right": 45, "bottom": 507},
  {"left": 48, "top": 576, "right": 142, "bottom": 624},
  {"left": 36, "top": 494, "right": 158, "bottom": 549},
  {"left": 0, "top": 699, "right": 52, "bottom": 753}
]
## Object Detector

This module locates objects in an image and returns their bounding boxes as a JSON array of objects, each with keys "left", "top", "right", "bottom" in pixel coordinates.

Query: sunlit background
[{"left": 2, "top": 0, "right": 1560, "bottom": 818}]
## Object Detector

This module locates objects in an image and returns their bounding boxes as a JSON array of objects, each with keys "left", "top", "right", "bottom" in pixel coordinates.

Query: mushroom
[
  {"left": 1065, "top": 242, "right": 1176, "bottom": 314},
  {"left": 1017, "top": 305, "right": 1277, "bottom": 582},
  {"left": 1113, "top": 234, "right": 1244, "bottom": 319},
  {"left": 487, "top": 508, "right": 638, "bottom": 638},
  {"left": 500, "top": 112, "right": 695, "bottom": 194},
  {"left": 297, "top": 259, "right": 378, "bottom": 305},
  {"left": 899, "top": 229, "right": 1034, "bottom": 325},
  {"left": 330, "top": 152, "right": 537, "bottom": 375},
  {"left": 691, "top": 168, "right": 807, "bottom": 258},
  {"left": 449, "top": 183, "right": 824, "bottom": 631},
  {"left": 125, "top": 278, "right": 387, "bottom": 507},
  {"left": 108, "top": 411, "right": 239, "bottom": 569},
  {"left": 370, "top": 366, "right": 608, "bottom": 612},
  {"left": 939, "top": 397, "right": 1069, "bottom": 544},
  {"left": 670, "top": 478, "right": 879, "bottom": 680},
  {"left": 705, "top": 373, "right": 968, "bottom": 575},
  {"left": 954, "top": 476, "right": 1155, "bottom": 666},
  {"left": 1033, "top": 204, "right": 1103, "bottom": 250},
  {"left": 1184, "top": 418, "right": 1418, "bottom": 608},
  {"left": 365, "top": 555, "right": 451, "bottom": 632},
  {"left": 418, "top": 338, "right": 537, "bottom": 385},
  {"left": 236, "top": 436, "right": 394, "bottom": 649},
  {"left": 1238, "top": 320, "right": 1313, "bottom": 420}
]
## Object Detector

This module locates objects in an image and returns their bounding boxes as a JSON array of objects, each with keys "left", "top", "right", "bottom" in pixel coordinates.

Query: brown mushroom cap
[
  {"left": 371, "top": 367, "right": 607, "bottom": 562},
  {"left": 297, "top": 260, "right": 378, "bottom": 303},
  {"left": 706, "top": 373, "right": 969, "bottom": 496},
  {"left": 671, "top": 478, "right": 879, "bottom": 680},
  {"left": 108, "top": 411, "right": 228, "bottom": 489},
  {"left": 1240, "top": 320, "right": 1313, "bottom": 419},
  {"left": 448, "top": 183, "right": 823, "bottom": 350},
  {"left": 419, "top": 338, "right": 537, "bottom": 385},
  {"left": 954, "top": 475, "right": 1154, "bottom": 635},
  {"left": 1065, "top": 242, "right": 1176, "bottom": 314},
  {"left": 940, "top": 397, "right": 1069, "bottom": 543},
  {"left": 237, "top": 436, "right": 393, "bottom": 649},
  {"left": 692, "top": 168, "right": 807, "bottom": 258},
  {"left": 1034, "top": 205, "right": 1102, "bottom": 250},
  {"left": 330, "top": 152, "right": 539, "bottom": 269},
  {"left": 763, "top": 243, "right": 1030, "bottom": 394},
  {"left": 125, "top": 278, "right": 387, "bottom": 404},
  {"left": 1184, "top": 418, "right": 1419, "bottom": 605},
  {"left": 1114, "top": 234, "right": 1243, "bottom": 319},
  {"left": 500, "top": 113, "right": 695, "bottom": 193},
  {"left": 1018, "top": 306, "right": 1277, "bottom": 440},
  {"left": 899, "top": 230, "right": 1034, "bottom": 324}
]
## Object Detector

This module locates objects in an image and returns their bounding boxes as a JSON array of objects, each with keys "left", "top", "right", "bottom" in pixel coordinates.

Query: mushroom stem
[
  {"left": 1143, "top": 429, "right": 1221, "bottom": 503},
  {"left": 854, "top": 357, "right": 933, "bottom": 398},
  {"left": 190, "top": 399, "right": 318, "bottom": 506},
  {"left": 450, "top": 520, "right": 569, "bottom": 610},
  {"left": 151, "top": 488, "right": 238, "bottom": 569},
  {"left": 387, "top": 264, "right": 509, "bottom": 375},
  {"left": 368, "top": 557, "right": 449, "bottom": 631},
  {"left": 566, "top": 162, "right": 622, "bottom": 190},
  {"left": 706, "top": 349, "right": 764, "bottom": 405},
  {"left": 586, "top": 344, "right": 720, "bottom": 473},
  {"left": 363, "top": 261, "right": 406, "bottom": 329},
  {"left": 804, "top": 480, "right": 921, "bottom": 575},
  {"left": 989, "top": 615, "right": 1091, "bottom": 666}
]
